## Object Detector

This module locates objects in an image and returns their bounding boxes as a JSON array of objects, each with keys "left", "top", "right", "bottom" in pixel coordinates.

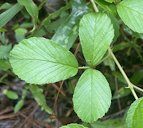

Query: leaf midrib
[{"left": 11, "top": 57, "right": 78, "bottom": 69}]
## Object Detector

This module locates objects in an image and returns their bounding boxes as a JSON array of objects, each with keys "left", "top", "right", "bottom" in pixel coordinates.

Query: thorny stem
[{"left": 90, "top": 0, "right": 140, "bottom": 100}]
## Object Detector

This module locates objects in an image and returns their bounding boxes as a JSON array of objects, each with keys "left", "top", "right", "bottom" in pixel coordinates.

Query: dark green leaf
[
  {"left": 131, "top": 70, "right": 143, "bottom": 85},
  {"left": 0, "top": 60, "right": 11, "bottom": 71},
  {"left": 0, "top": 3, "right": 23, "bottom": 28},
  {"left": 90, "top": 118, "right": 126, "bottom": 128},
  {"left": 17, "top": 0, "right": 39, "bottom": 23},
  {"left": 0, "top": 44, "right": 12, "bottom": 59},
  {"left": 52, "top": 0, "right": 88, "bottom": 49}
]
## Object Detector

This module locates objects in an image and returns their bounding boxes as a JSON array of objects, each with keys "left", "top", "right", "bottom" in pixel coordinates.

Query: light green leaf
[
  {"left": 60, "top": 123, "right": 87, "bottom": 128},
  {"left": 14, "top": 100, "right": 24, "bottom": 113},
  {"left": 15, "top": 28, "right": 27, "bottom": 42},
  {"left": 3, "top": 89, "right": 18, "bottom": 100},
  {"left": 0, "top": 3, "right": 23, "bottom": 28},
  {"left": 28, "top": 85, "right": 53, "bottom": 114},
  {"left": 73, "top": 69, "right": 112, "bottom": 123},
  {"left": 9, "top": 37, "right": 78, "bottom": 84},
  {"left": 17, "top": 0, "right": 39, "bottom": 22},
  {"left": 117, "top": 0, "right": 143, "bottom": 33},
  {"left": 0, "top": 2, "right": 12, "bottom": 10},
  {"left": 79, "top": 13, "right": 114, "bottom": 66},
  {"left": 126, "top": 98, "right": 143, "bottom": 128},
  {"left": 94, "top": 0, "right": 119, "bottom": 42}
]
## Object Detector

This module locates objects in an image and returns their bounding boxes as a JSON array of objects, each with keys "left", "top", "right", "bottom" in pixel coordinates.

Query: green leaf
[
  {"left": 3, "top": 89, "right": 18, "bottom": 100},
  {"left": 17, "top": 0, "right": 39, "bottom": 23},
  {"left": 28, "top": 85, "right": 52, "bottom": 114},
  {"left": 95, "top": 0, "right": 117, "bottom": 16},
  {"left": 0, "top": 60, "right": 11, "bottom": 71},
  {"left": 14, "top": 100, "right": 24, "bottom": 113},
  {"left": 60, "top": 123, "right": 87, "bottom": 128},
  {"left": 104, "top": 56, "right": 115, "bottom": 71},
  {"left": 90, "top": 118, "right": 126, "bottom": 128},
  {"left": 52, "top": 0, "right": 88, "bottom": 49},
  {"left": 113, "top": 42, "right": 131, "bottom": 52},
  {"left": 0, "top": 3, "right": 12, "bottom": 10},
  {"left": 73, "top": 69, "right": 112, "bottom": 123},
  {"left": 9, "top": 37, "right": 78, "bottom": 84},
  {"left": 113, "top": 87, "right": 130, "bottom": 99},
  {"left": 0, "top": 44, "right": 12, "bottom": 59},
  {"left": 94, "top": 0, "right": 119, "bottom": 42},
  {"left": 0, "top": 3, "right": 23, "bottom": 28},
  {"left": 126, "top": 98, "right": 143, "bottom": 128},
  {"left": 117, "top": 0, "right": 143, "bottom": 33},
  {"left": 79, "top": 13, "right": 114, "bottom": 66},
  {"left": 15, "top": 28, "right": 27, "bottom": 42},
  {"left": 131, "top": 70, "right": 143, "bottom": 85}
]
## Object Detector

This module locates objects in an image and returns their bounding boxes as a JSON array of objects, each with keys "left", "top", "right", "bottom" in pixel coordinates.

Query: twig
[
  {"left": 19, "top": 113, "right": 40, "bottom": 128},
  {"left": 74, "top": 43, "right": 80, "bottom": 56},
  {"left": 115, "top": 77, "right": 122, "bottom": 110},
  {"left": 90, "top": 0, "right": 99, "bottom": 12},
  {"left": 108, "top": 48, "right": 138, "bottom": 100},
  {"left": 51, "top": 83, "right": 65, "bottom": 96},
  {"left": 18, "top": 105, "right": 39, "bottom": 128},
  {"left": 90, "top": 0, "right": 139, "bottom": 100},
  {"left": 54, "top": 81, "right": 64, "bottom": 115}
]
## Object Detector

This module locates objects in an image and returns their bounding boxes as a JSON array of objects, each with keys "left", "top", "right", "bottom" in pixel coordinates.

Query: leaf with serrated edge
[
  {"left": 117, "top": 0, "right": 143, "bottom": 33},
  {"left": 126, "top": 98, "right": 143, "bottom": 128},
  {"left": 73, "top": 69, "right": 111, "bottom": 123},
  {"left": 10, "top": 37, "right": 78, "bottom": 84},
  {"left": 79, "top": 13, "right": 114, "bottom": 66},
  {"left": 60, "top": 123, "right": 87, "bottom": 128}
]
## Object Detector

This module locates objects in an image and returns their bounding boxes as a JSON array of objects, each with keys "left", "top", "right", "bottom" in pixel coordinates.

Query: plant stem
[
  {"left": 108, "top": 48, "right": 138, "bottom": 100},
  {"left": 90, "top": 0, "right": 99, "bottom": 12},
  {"left": 78, "top": 66, "right": 90, "bottom": 70},
  {"left": 132, "top": 84, "right": 143, "bottom": 93},
  {"left": 90, "top": 0, "right": 139, "bottom": 100}
]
